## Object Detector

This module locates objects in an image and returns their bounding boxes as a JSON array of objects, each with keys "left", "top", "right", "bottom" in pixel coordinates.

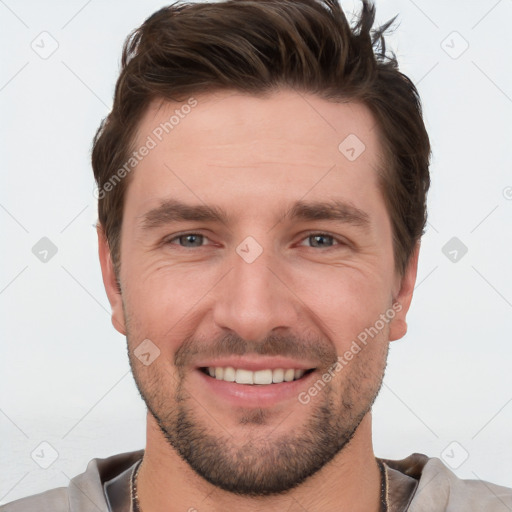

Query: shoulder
[
  {"left": 381, "top": 452, "right": 512, "bottom": 512},
  {"left": 412, "top": 456, "right": 512, "bottom": 511},
  {"left": 0, "top": 487, "right": 69, "bottom": 512},
  {"left": 0, "top": 449, "right": 143, "bottom": 512}
]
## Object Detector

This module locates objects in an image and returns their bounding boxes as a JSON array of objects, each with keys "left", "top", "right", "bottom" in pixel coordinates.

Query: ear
[
  {"left": 388, "top": 241, "right": 420, "bottom": 342},
  {"left": 97, "top": 225, "right": 126, "bottom": 335}
]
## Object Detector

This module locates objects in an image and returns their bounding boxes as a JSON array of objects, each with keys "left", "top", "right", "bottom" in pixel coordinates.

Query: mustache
[{"left": 174, "top": 330, "right": 337, "bottom": 369}]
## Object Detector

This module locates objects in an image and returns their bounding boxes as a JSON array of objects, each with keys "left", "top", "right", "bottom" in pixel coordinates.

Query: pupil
[
  {"left": 312, "top": 235, "right": 331, "bottom": 247},
  {"left": 183, "top": 234, "right": 202, "bottom": 246}
]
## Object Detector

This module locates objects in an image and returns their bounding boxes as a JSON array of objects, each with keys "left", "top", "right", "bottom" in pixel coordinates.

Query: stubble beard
[{"left": 127, "top": 330, "right": 389, "bottom": 496}]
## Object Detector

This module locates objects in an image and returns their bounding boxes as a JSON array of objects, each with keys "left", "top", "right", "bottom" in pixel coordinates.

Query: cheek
[
  {"left": 121, "top": 259, "right": 221, "bottom": 340},
  {"left": 290, "top": 263, "right": 392, "bottom": 334}
]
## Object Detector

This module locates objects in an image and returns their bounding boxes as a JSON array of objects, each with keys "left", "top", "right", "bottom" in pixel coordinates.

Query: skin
[{"left": 98, "top": 88, "right": 419, "bottom": 512}]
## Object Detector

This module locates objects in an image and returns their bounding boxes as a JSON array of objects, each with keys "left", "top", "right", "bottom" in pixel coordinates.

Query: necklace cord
[
  {"left": 130, "top": 457, "right": 389, "bottom": 512},
  {"left": 130, "top": 458, "right": 143, "bottom": 512}
]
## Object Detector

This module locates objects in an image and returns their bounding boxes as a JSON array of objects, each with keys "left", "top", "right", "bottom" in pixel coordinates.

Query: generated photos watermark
[
  {"left": 94, "top": 97, "right": 198, "bottom": 199},
  {"left": 298, "top": 301, "right": 402, "bottom": 405}
]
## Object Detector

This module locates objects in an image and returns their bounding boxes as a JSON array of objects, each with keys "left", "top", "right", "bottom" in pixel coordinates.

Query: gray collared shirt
[{"left": 1, "top": 450, "right": 511, "bottom": 511}]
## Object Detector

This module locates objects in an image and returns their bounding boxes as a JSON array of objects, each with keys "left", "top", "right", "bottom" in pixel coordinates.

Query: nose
[{"left": 212, "top": 245, "right": 300, "bottom": 342}]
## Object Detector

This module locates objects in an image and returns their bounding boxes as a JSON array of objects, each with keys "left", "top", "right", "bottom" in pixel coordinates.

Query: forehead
[
  {"left": 126, "top": 89, "right": 386, "bottom": 220},
  {"left": 135, "top": 89, "right": 380, "bottom": 160}
]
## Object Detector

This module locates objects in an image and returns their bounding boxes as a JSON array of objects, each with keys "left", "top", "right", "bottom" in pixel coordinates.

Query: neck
[{"left": 136, "top": 411, "right": 382, "bottom": 512}]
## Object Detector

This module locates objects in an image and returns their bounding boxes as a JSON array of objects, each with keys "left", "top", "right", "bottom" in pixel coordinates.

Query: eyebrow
[
  {"left": 139, "top": 199, "right": 231, "bottom": 229},
  {"left": 138, "top": 198, "right": 370, "bottom": 231},
  {"left": 284, "top": 199, "right": 370, "bottom": 229}
]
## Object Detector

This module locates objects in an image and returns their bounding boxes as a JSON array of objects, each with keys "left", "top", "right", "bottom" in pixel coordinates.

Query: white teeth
[
  {"left": 294, "top": 369, "right": 305, "bottom": 380},
  {"left": 272, "top": 368, "right": 284, "bottom": 383},
  {"left": 284, "top": 369, "right": 295, "bottom": 382},
  {"left": 205, "top": 366, "right": 310, "bottom": 384},
  {"left": 235, "top": 368, "right": 253, "bottom": 384},
  {"left": 253, "top": 369, "right": 273, "bottom": 385},
  {"left": 223, "top": 366, "right": 236, "bottom": 382}
]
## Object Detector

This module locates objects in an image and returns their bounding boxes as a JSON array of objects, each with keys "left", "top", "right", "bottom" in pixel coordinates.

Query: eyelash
[{"left": 164, "top": 232, "right": 345, "bottom": 249}]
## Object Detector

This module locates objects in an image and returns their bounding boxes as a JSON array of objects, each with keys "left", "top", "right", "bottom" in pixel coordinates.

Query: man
[{"left": 2, "top": 0, "right": 511, "bottom": 511}]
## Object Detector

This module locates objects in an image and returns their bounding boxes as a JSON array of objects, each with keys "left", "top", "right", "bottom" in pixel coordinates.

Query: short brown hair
[{"left": 92, "top": 0, "right": 430, "bottom": 279}]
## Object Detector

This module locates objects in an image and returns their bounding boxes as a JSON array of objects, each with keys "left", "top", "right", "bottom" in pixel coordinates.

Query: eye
[
  {"left": 299, "top": 233, "right": 341, "bottom": 248},
  {"left": 167, "top": 233, "right": 208, "bottom": 248},
  {"left": 164, "top": 232, "right": 344, "bottom": 250}
]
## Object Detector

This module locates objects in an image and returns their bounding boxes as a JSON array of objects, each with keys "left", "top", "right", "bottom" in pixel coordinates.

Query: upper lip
[{"left": 195, "top": 356, "right": 317, "bottom": 372}]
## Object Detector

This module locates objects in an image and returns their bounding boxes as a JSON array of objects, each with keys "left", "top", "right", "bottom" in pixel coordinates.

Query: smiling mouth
[{"left": 199, "top": 367, "right": 316, "bottom": 385}]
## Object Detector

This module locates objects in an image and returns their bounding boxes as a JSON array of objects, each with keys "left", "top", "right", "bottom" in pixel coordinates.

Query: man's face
[{"left": 100, "top": 89, "right": 417, "bottom": 495}]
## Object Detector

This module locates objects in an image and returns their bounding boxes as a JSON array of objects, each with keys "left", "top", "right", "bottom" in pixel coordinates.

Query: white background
[{"left": 1, "top": 0, "right": 511, "bottom": 504}]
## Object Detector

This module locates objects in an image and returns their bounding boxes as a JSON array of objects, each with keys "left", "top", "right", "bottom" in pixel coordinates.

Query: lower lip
[{"left": 194, "top": 369, "right": 317, "bottom": 408}]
